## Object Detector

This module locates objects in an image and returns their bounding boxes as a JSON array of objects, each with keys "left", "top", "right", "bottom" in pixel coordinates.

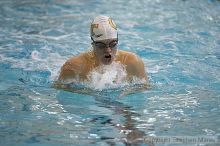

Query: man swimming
[{"left": 58, "top": 15, "right": 148, "bottom": 84}]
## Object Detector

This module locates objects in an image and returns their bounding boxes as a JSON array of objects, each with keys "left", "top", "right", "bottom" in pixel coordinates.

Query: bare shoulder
[
  {"left": 60, "top": 55, "right": 81, "bottom": 72},
  {"left": 117, "top": 50, "right": 143, "bottom": 64},
  {"left": 67, "top": 52, "right": 89, "bottom": 64},
  {"left": 117, "top": 50, "right": 147, "bottom": 81},
  {"left": 58, "top": 52, "right": 91, "bottom": 80}
]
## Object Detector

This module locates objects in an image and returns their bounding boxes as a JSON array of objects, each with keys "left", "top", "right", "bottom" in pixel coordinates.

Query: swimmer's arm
[
  {"left": 126, "top": 54, "right": 148, "bottom": 82},
  {"left": 116, "top": 55, "right": 149, "bottom": 97},
  {"left": 53, "top": 56, "right": 87, "bottom": 90},
  {"left": 58, "top": 53, "right": 91, "bottom": 82},
  {"left": 52, "top": 62, "right": 78, "bottom": 89},
  {"left": 58, "top": 61, "right": 78, "bottom": 81}
]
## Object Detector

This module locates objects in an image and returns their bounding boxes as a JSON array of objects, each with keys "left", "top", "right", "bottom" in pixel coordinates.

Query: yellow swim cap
[{"left": 90, "top": 16, "right": 118, "bottom": 41}]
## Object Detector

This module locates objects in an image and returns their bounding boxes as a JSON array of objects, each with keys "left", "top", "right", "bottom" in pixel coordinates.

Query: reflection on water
[
  {"left": 94, "top": 97, "right": 151, "bottom": 145},
  {"left": 56, "top": 88, "right": 154, "bottom": 145}
]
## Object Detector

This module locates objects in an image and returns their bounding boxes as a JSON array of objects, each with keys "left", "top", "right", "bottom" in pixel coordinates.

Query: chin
[
  {"left": 102, "top": 61, "right": 112, "bottom": 65},
  {"left": 101, "top": 59, "right": 113, "bottom": 65}
]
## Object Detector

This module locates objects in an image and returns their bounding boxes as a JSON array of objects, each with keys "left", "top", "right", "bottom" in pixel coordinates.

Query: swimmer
[{"left": 58, "top": 15, "right": 148, "bottom": 84}]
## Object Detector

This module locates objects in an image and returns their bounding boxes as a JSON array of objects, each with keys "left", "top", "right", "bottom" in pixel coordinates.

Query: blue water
[{"left": 0, "top": 0, "right": 220, "bottom": 145}]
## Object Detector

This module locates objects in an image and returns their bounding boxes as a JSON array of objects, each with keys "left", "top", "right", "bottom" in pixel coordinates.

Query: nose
[{"left": 104, "top": 47, "right": 112, "bottom": 53}]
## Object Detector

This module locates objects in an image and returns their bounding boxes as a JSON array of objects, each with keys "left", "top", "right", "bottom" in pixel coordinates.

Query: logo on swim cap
[
  {"left": 108, "top": 18, "right": 117, "bottom": 30},
  {"left": 90, "top": 16, "right": 118, "bottom": 41},
  {"left": 90, "top": 24, "right": 99, "bottom": 37}
]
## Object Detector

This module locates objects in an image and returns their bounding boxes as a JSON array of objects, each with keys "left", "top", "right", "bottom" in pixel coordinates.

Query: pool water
[{"left": 0, "top": 0, "right": 220, "bottom": 145}]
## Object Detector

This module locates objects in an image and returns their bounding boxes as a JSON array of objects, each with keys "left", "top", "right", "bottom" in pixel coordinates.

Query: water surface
[{"left": 0, "top": 0, "right": 220, "bottom": 145}]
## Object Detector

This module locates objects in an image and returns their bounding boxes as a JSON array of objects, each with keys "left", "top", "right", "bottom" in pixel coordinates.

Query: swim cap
[{"left": 90, "top": 16, "right": 118, "bottom": 41}]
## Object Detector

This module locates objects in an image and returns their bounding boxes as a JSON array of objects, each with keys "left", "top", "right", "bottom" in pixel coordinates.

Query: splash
[
  {"left": 1, "top": 48, "right": 147, "bottom": 94},
  {"left": 59, "top": 61, "right": 148, "bottom": 94},
  {"left": 86, "top": 61, "right": 128, "bottom": 90}
]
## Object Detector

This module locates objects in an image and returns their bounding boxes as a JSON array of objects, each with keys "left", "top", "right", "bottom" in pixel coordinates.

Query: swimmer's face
[{"left": 92, "top": 39, "right": 118, "bottom": 65}]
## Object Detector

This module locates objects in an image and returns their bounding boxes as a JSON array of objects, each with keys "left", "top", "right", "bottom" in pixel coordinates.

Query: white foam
[
  {"left": 148, "top": 65, "right": 161, "bottom": 74},
  {"left": 31, "top": 50, "right": 40, "bottom": 60},
  {"left": 59, "top": 61, "right": 147, "bottom": 91},
  {"left": 84, "top": 61, "right": 147, "bottom": 90},
  {"left": 86, "top": 61, "right": 128, "bottom": 90}
]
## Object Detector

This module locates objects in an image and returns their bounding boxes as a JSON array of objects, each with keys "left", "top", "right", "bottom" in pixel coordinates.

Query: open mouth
[{"left": 104, "top": 54, "right": 111, "bottom": 59}]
